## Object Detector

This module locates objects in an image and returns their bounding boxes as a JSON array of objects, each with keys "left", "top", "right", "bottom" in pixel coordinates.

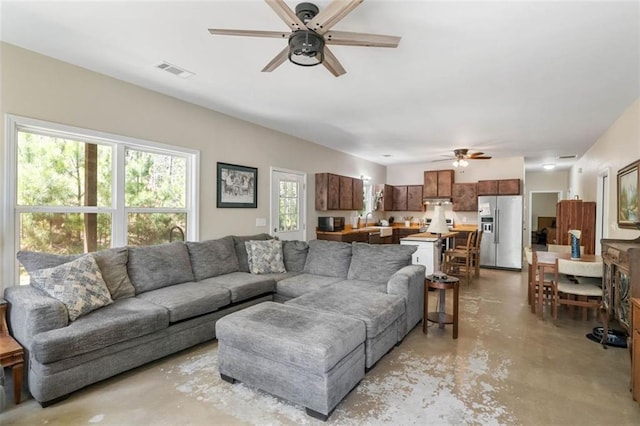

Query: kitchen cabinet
[
  {"left": 392, "top": 186, "right": 408, "bottom": 211},
  {"left": 407, "top": 185, "right": 424, "bottom": 211},
  {"left": 452, "top": 183, "right": 478, "bottom": 211},
  {"left": 477, "top": 179, "right": 521, "bottom": 196},
  {"left": 317, "top": 231, "right": 368, "bottom": 243},
  {"left": 424, "top": 170, "right": 454, "bottom": 198},
  {"left": 392, "top": 227, "right": 421, "bottom": 244},
  {"left": 315, "top": 173, "right": 363, "bottom": 211},
  {"left": 375, "top": 184, "right": 394, "bottom": 211},
  {"left": 556, "top": 200, "right": 596, "bottom": 254}
]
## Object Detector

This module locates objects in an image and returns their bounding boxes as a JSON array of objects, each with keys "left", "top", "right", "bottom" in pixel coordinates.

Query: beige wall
[
  {"left": 571, "top": 98, "right": 640, "bottom": 241},
  {"left": 386, "top": 157, "right": 525, "bottom": 225},
  {"left": 0, "top": 43, "right": 386, "bottom": 287}
]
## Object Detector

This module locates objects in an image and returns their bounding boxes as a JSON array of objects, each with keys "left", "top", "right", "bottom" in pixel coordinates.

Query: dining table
[{"left": 534, "top": 251, "right": 603, "bottom": 319}]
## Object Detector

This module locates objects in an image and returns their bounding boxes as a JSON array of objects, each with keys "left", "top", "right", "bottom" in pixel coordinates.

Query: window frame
[{"left": 3, "top": 114, "right": 200, "bottom": 286}]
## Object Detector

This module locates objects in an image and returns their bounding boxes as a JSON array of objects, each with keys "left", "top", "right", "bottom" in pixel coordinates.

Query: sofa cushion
[
  {"left": 137, "top": 281, "right": 231, "bottom": 322},
  {"left": 302, "top": 240, "right": 352, "bottom": 278},
  {"left": 30, "top": 255, "right": 114, "bottom": 321},
  {"left": 347, "top": 242, "right": 417, "bottom": 284},
  {"left": 202, "top": 272, "right": 276, "bottom": 303},
  {"left": 276, "top": 273, "right": 343, "bottom": 299},
  {"left": 128, "top": 242, "right": 194, "bottom": 294},
  {"left": 245, "top": 239, "right": 286, "bottom": 274},
  {"left": 92, "top": 247, "right": 136, "bottom": 300},
  {"left": 30, "top": 297, "right": 169, "bottom": 364},
  {"left": 186, "top": 236, "right": 239, "bottom": 281},
  {"left": 287, "top": 283, "right": 405, "bottom": 338},
  {"left": 282, "top": 240, "right": 309, "bottom": 272},
  {"left": 232, "top": 234, "right": 272, "bottom": 272}
]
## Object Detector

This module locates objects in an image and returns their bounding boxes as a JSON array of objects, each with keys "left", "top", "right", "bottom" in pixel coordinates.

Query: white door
[{"left": 270, "top": 168, "right": 306, "bottom": 241}]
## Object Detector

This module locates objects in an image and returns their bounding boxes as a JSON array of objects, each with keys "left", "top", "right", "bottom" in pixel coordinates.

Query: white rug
[{"left": 166, "top": 345, "right": 514, "bottom": 425}]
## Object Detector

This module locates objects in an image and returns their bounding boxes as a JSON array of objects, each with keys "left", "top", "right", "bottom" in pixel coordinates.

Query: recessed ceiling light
[
  {"left": 543, "top": 164, "right": 556, "bottom": 170},
  {"left": 382, "top": 154, "right": 392, "bottom": 157}
]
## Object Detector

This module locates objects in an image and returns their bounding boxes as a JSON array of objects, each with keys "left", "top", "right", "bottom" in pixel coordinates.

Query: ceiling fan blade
[
  {"left": 322, "top": 47, "right": 346, "bottom": 77},
  {"left": 261, "top": 47, "right": 290, "bottom": 72},
  {"left": 208, "top": 29, "right": 289, "bottom": 39},
  {"left": 467, "top": 151, "right": 485, "bottom": 157},
  {"left": 470, "top": 156, "right": 492, "bottom": 160},
  {"left": 325, "top": 30, "right": 401, "bottom": 48},
  {"left": 265, "top": 0, "right": 307, "bottom": 31},
  {"left": 307, "top": 0, "right": 364, "bottom": 35}
]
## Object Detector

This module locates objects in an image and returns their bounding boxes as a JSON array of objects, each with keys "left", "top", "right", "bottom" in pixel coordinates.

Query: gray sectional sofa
[{"left": 4, "top": 235, "right": 425, "bottom": 407}]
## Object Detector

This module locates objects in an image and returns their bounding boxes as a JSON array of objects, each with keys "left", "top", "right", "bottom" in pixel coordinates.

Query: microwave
[{"left": 318, "top": 216, "right": 345, "bottom": 232}]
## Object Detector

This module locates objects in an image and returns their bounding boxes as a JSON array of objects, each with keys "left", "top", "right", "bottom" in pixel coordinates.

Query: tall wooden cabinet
[{"left": 555, "top": 200, "right": 596, "bottom": 254}]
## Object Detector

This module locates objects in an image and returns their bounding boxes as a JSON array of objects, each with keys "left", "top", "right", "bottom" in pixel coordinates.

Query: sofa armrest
[
  {"left": 4, "top": 285, "right": 68, "bottom": 350},
  {"left": 387, "top": 264, "right": 425, "bottom": 337}
]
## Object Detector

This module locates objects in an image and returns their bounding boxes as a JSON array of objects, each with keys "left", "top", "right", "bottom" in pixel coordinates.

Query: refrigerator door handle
[{"left": 495, "top": 209, "right": 499, "bottom": 244}]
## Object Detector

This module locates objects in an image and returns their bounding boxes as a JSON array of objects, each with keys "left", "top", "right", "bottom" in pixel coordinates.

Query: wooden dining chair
[
  {"left": 553, "top": 258, "right": 603, "bottom": 320},
  {"left": 470, "top": 230, "right": 483, "bottom": 278},
  {"left": 530, "top": 249, "right": 555, "bottom": 316},
  {"left": 443, "top": 230, "right": 476, "bottom": 285}
]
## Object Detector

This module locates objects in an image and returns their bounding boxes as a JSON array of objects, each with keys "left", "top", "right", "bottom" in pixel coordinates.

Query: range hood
[{"left": 423, "top": 198, "right": 452, "bottom": 205}]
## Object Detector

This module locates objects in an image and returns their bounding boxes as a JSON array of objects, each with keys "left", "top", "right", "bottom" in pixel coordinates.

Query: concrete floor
[{"left": 2, "top": 268, "right": 639, "bottom": 425}]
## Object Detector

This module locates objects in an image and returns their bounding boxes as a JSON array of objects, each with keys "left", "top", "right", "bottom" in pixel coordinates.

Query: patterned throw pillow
[
  {"left": 30, "top": 255, "right": 114, "bottom": 321},
  {"left": 244, "top": 239, "right": 286, "bottom": 274}
]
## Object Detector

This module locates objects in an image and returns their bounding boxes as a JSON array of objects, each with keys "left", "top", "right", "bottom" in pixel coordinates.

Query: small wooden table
[
  {"left": 0, "top": 300, "right": 24, "bottom": 404},
  {"left": 424, "top": 275, "right": 460, "bottom": 339}
]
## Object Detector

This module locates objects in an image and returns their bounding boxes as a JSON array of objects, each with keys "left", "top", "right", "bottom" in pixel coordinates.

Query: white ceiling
[{"left": 1, "top": 1, "right": 639, "bottom": 170}]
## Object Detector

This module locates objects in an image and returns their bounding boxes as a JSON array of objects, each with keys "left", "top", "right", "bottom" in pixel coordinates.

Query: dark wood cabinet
[
  {"left": 452, "top": 183, "right": 478, "bottom": 211},
  {"left": 477, "top": 179, "right": 520, "bottom": 195},
  {"left": 392, "top": 227, "right": 421, "bottom": 244},
  {"left": 424, "top": 170, "right": 454, "bottom": 198},
  {"left": 317, "top": 231, "right": 368, "bottom": 243},
  {"left": 392, "top": 186, "right": 408, "bottom": 211},
  {"left": 352, "top": 178, "right": 363, "bottom": 212},
  {"left": 339, "top": 176, "right": 353, "bottom": 210},
  {"left": 375, "top": 184, "right": 394, "bottom": 211},
  {"left": 407, "top": 185, "right": 424, "bottom": 211},
  {"left": 316, "top": 173, "right": 363, "bottom": 211},
  {"left": 556, "top": 200, "right": 596, "bottom": 254}
]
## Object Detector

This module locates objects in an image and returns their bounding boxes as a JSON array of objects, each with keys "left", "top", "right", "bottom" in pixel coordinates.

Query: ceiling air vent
[
  {"left": 155, "top": 61, "right": 194, "bottom": 79},
  {"left": 558, "top": 154, "right": 578, "bottom": 159}
]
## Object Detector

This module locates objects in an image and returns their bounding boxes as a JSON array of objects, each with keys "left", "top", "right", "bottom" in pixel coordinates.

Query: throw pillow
[
  {"left": 30, "top": 255, "right": 114, "bottom": 321},
  {"left": 17, "top": 251, "right": 80, "bottom": 284},
  {"left": 245, "top": 239, "right": 286, "bottom": 274},
  {"left": 92, "top": 247, "right": 136, "bottom": 300},
  {"left": 232, "top": 234, "right": 273, "bottom": 272}
]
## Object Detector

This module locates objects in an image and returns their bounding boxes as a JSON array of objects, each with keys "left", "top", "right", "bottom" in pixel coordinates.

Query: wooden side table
[
  {"left": 1, "top": 300, "right": 24, "bottom": 404},
  {"left": 424, "top": 275, "right": 460, "bottom": 339}
]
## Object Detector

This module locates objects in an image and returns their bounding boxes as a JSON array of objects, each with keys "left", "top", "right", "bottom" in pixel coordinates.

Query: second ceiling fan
[{"left": 208, "top": 0, "right": 401, "bottom": 77}]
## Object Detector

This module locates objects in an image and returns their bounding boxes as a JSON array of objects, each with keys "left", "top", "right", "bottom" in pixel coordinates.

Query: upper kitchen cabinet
[
  {"left": 477, "top": 179, "right": 521, "bottom": 195},
  {"left": 424, "top": 170, "right": 454, "bottom": 198},
  {"left": 374, "top": 184, "right": 394, "bottom": 212},
  {"left": 392, "top": 186, "right": 408, "bottom": 211},
  {"left": 315, "top": 173, "right": 363, "bottom": 211},
  {"left": 407, "top": 185, "right": 424, "bottom": 211},
  {"left": 452, "top": 183, "right": 478, "bottom": 211}
]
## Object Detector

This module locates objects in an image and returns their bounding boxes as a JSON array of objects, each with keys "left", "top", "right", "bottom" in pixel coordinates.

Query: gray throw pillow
[
  {"left": 303, "top": 240, "right": 352, "bottom": 278},
  {"left": 347, "top": 242, "right": 417, "bottom": 284},
  {"left": 282, "top": 240, "right": 309, "bottom": 272},
  {"left": 186, "top": 236, "right": 239, "bottom": 281},
  {"left": 127, "top": 242, "right": 194, "bottom": 294},
  {"left": 232, "top": 234, "right": 272, "bottom": 272},
  {"left": 30, "top": 255, "right": 113, "bottom": 321},
  {"left": 92, "top": 247, "right": 136, "bottom": 300},
  {"left": 245, "top": 239, "right": 286, "bottom": 274}
]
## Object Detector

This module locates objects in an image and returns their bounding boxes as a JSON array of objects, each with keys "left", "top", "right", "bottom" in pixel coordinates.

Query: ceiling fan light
[
  {"left": 288, "top": 31, "right": 324, "bottom": 67},
  {"left": 460, "top": 159, "right": 469, "bottom": 167},
  {"left": 452, "top": 160, "right": 459, "bottom": 168}
]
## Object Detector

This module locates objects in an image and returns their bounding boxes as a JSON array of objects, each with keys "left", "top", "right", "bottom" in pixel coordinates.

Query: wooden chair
[
  {"left": 553, "top": 258, "right": 603, "bottom": 320},
  {"left": 443, "top": 230, "right": 476, "bottom": 285},
  {"left": 530, "top": 249, "right": 555, "bottom": 316},
  {"left": 470, "top": 230, "right": 483, "bottom": 278}
]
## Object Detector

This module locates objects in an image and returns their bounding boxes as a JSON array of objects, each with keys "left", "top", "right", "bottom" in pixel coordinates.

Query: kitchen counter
[
  {"left": 316, "top": 223, "right": 477, "bottom": 237},
  {"left": 400, "top": 231, "right": 459, "bottom": 242}
]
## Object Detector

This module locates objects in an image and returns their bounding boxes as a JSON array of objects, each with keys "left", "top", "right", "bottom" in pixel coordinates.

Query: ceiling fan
[
  {"left": 433, "top": 149, "right": 493, "bottom": 167},
  {"left": 208, "top": 0, "right": 401, "bottom": 77}
]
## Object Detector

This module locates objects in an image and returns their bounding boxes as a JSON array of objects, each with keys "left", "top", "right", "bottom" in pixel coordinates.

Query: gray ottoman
[{"left": 215, "top": 302, "right": 366, "bottom": 421}]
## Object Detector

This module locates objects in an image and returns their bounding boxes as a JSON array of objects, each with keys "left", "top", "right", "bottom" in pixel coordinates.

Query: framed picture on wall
[
  {"left": 617, "top": 159, "right": 639, "bottom": 228},
  {"left": 217, "top": 162, "right": 258, "bottom": 208}
]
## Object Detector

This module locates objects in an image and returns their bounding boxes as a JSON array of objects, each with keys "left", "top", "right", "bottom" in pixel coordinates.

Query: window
[{"left": 5, "top": 115, "right": 199, "bottom": 284}]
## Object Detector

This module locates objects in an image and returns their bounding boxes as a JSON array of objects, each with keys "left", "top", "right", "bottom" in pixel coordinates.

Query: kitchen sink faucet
[{"left": 364, "top": 211, "right": 373, "bottom": 227}]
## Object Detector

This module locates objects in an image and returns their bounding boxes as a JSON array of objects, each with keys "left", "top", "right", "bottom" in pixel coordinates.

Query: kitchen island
[{"left": 400, "top": 231, "right": 458, "bottom": 277}]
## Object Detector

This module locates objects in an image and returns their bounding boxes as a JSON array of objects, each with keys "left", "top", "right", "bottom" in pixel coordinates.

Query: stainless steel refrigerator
[{"left": 478, "top": 195, "right": 523, "bottom": 269}]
